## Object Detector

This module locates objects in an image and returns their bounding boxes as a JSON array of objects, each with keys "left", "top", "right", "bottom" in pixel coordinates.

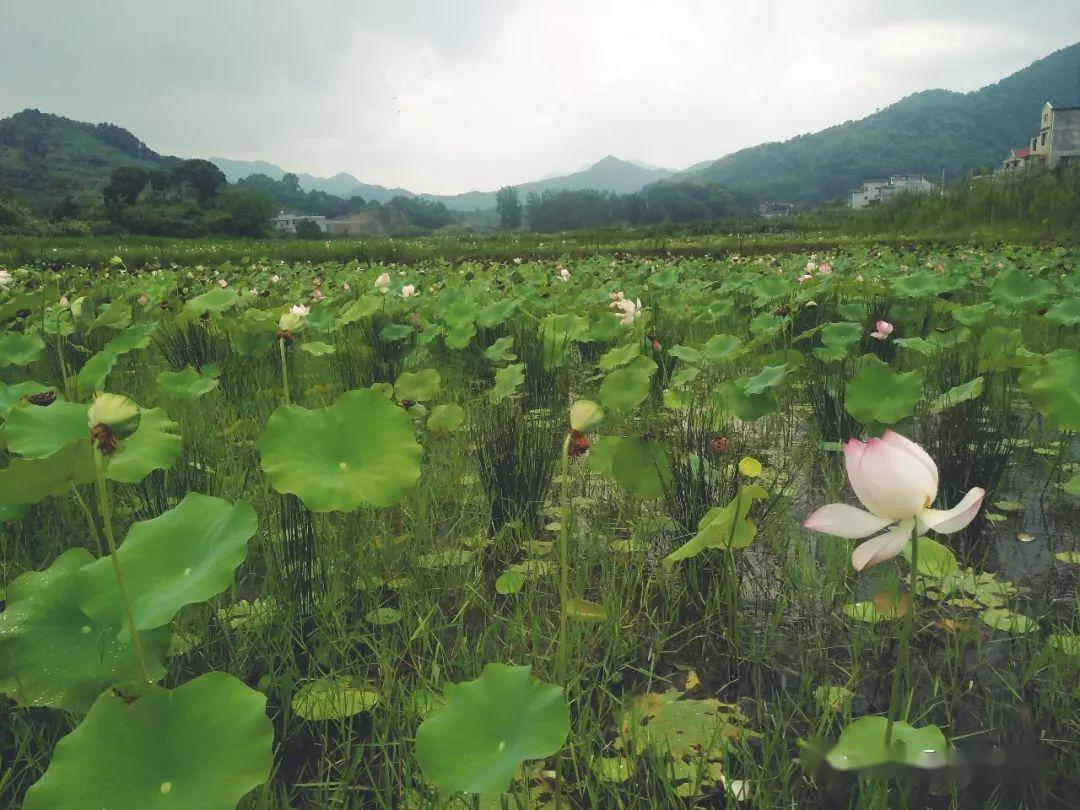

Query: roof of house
[{"left": 1011, "top": 147, "right": 1031, "bottom": 159}]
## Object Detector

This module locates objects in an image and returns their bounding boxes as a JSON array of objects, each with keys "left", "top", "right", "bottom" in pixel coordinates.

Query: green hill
[
  {"left": 0, "top": 109, "right": 175, "bottom": 213},
  {"left": 670, "top": 42, "right": 1080, "bottom": 206}
]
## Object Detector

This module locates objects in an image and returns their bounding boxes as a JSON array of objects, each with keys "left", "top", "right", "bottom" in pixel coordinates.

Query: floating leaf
[
  {"left": 366, "top": 607, "right": 402, "bottom": 625},
  {"left": 415, "top": 663, "right": 569, "bottom": 795},
  {"left": 495, "top": 570, "right": 525, "bottom": 595},
  {"left": 22, "top": 672, "right": 273, "bottom": 810},
  {"left": 826, "top": 716, "right": 947, "bottom": 771},
  {"left": 981, "top": 607, "right": 1034, "bottom": 635},
  {"left": 260, "top": 388, "right": 422, "bottom": 511},
  {"left": 564, "top": 597, "right": 607, "bottom": 623},
  {"left": 292, "top": 678, "right": 380, "bottom": 720}
]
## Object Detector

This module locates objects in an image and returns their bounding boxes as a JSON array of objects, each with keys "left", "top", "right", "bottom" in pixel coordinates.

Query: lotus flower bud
[
  {"left": 569, "top": 400, "right": 604, "bottom": 432},
  {"left": 87, "top": 393, "right": 141, "bottom": 453}
]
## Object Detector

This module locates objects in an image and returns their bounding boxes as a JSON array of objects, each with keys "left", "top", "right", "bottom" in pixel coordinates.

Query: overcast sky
[{"left": 2, "top": 1, "right": 1078, "bottom": 194}]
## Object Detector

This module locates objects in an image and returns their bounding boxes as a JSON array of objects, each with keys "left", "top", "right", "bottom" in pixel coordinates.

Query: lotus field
[{"left": 2, "top": 246, "right": 1080, "bottom": 808}]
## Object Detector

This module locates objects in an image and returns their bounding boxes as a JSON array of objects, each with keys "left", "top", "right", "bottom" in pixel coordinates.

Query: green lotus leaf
[
  {"left": 0, "top": 381, "right": 55, "bottom": 418},
  {"left": 826, "top": 716, "right": 947, "bottom": 771},
  {"left": 90, "top": 300, "right": 132, "bottom": 329},
  {"left": 77, "top": 322, "right": 158, "bottom": 392},
  {"left": 0, "top": 549, "right": 167, "bottom": 714},
  {"left": 482, "top": 336, "right": 516, "bottom": 363},
  {"left": 105, "top": 408, "right": 182, "bottom": 484},
  {"left": 76, "top": 494, "right": 257, "bottom": 633},
  {"left": 260, "top": 388, "right": 422, "bottom": 511},
  {"left": 902, "top": 536, "right": 958, "bottom": 578},
  {"left": 585, "top": 435, "right": 620, "bottom": 477},
  {"left": 981, "top": 607, "right": 1035, "bottom": 635},
  {"left": 395, "top": 368, "right": 442, "bottom": 402},
  {"left": 894, "top": 337, "right": 936, "bottom": 357},
  {"left": 599, "top": 356, "right": 656, "bottom": 413},
  {"left": 427, "top": 404, "right": 465, "bottom": 433},
  {"left": 183, "top": 286, "right": 239, "bottom": 316},
  {"left": 1063, "top": 473, "right": 1080, "bottom": 496},
  {"left": 292, "top": 677, "right": 380, "bottom": 720},
  {"left": 717, "top": 380, "right": 776, "bottom": 422},
  {"left": 611, "top": 436, "right": 670, "bottom": 499},
  {"left": 489, "top": 363, "right": 525, "bottom": 402},
  {"left": 951, "top": 302, "right": 994, "bottom": 326},
  {"left": 701, "top": 334, "right": 743, "bottom": 364},
  {"left": 841, "top": 601, "right": 893, "bottom": 624},
  {"left": 157, "top": 367, "right": 220, "bottom": 400},
  {"left": 598, "top": 342, "right": 641, "bottom": 372},
  {"left": 415, "top": 663, "right": 569, "bottom": 795},
  {"left": 4, "top": 400, "right": 88, "bottom": 458},
  {"left": 0, "top": 440, "right": 96, "bottom": 511},
  {"left": 664, "top": 484, "right": 768, "bottom": 566},
  {"left": 380, "top": 322, "right": 414, "bottom": 342},
  {"left": 819, "top": 321, "right": 863, "bottom": 349},
  {"left": 495, "top": 569, "right": 526, "bottom": 595},
  {"left": 0, "top": 332, "right": 45, "bottom": 368},
  {"left": 1020, "top": 353, "right": 1080, "bottom": 432},
  {"left": 889, "top": 271, "right": 948, "bottom": 300},
  {"left": 1045, "top": 297, "right": 1080, "bottom": 326},
  {"left": 929, "top": 376, "right": 983, "bottom": 414},
  {"left": 991, "top": 266, "right": 1054, "bottom": 312},
  {"left": 742, "top": 363, "right": 790, "bottom": 396},
  {"left": 339, "top": 295, "right": 381, "bottom": 324},
  {"left": 299, "top": 341, "right": 336, "bottom": 356},
  {"left": 22, "top": 672, "right": 273, "bottom": 810},
  {"left": 477, "top": 298, "right": 518, "bottom": 328},
  {"left": 667, "top": 345, "right": 702, "bottom": 364},
  {"left": 445, "top": 321, "right": 477, "bottom": 350},
  {"left": 844, "top": 354, "right": 923, "bottom": 426}
]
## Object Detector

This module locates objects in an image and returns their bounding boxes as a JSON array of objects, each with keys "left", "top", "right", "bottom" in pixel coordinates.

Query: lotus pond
[{"left": 1, "top": 245, "right": 1079, "bottom": 808}]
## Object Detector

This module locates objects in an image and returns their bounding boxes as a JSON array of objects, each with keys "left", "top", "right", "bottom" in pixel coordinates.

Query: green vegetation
[{"left": 1, "top": 243, "right": 1079, "bottom": 807}]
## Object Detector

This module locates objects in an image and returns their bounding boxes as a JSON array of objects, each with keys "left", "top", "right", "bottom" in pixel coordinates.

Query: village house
[
  {"left": 270, "top": 213, "right": 327, "bottom": 233},
  {"left": 1003, "top": 102, "right": 1080, "bottom": 172},
  {"left": 850, "top": 174, "right": 933, "bottom": 210}
]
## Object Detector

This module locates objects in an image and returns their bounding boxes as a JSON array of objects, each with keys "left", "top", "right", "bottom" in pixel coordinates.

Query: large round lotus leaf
[
  {"left": 394, "top": 369, "right": 442, "bottom": 402},
  {"left": 0, "top": 332, "right": 45, "bottom": 368},
  {"left": 427, "top": 403, "right": 465, "bottom": 433},
  {"left": 826, "top": 716, "right": 947, "bottom": 771},
  {"left": 0, "top": 440, "right": 96, "bottom": 510},
  {"left": 76, "top": 493, "right": 257, "bottom": 632},
  {"left": 260, "top": 388, "right": 422, "bottom": 511},
  {"left": 844, "top": 354, "right": 923, "bottom": 426},
  {"left": 183, "top": 286, "right": 239, "bottom": 316},
  {"left": 1021, "top": 353, "right": 1080, "bottom": 432},
  {"left": 819, "top": 321, "right": 864, "bottom": 350},
  {"left": 0, "top": 549, "right": 167, "bottom": 714},
  {"left": 611, "top": 437, "right": 671, "bottom": 499},
  {"left": 157, "top": 367, "right": 220, "bottom": 400},
  {"left": 990, "top": 266, "right": 1055, "bottom": 312},
  {"left": 292, "top": 677, "right": 380, "bottom": 720},
  {"left": 105, "top": 408, "right": 182, "bottom": 484},
  {"left": 76, "top": 323, "right": 157, "bottom": 392},
  {"left": 22, "top": 671, "right": 273, "bottom": 810},
  {"left": 415, "top": 663, "right": 569, "bottom": 795},
  {"left": 599, "top": 356, "right": 656, "bottom": 413},
  {"left": 4, "top": 400, "right": 89, "bottom": 458},
  {"left": 489, "top": 363, "right": 525, "bottom": 402},
  {"left": 598, "top": 342, "right": 641, "bottom": 372},
  {"left": 742, "top": 364, "right": 790, "bottom": 396},
  {"left": 1045, "top": 297, "right": 1080, "bottom": 326},
  {"left": 717, "top": 380, "right": 776, "bottom": 422},
  {"left": 701, "top": 334, "right": 743, "bottom": 364}
]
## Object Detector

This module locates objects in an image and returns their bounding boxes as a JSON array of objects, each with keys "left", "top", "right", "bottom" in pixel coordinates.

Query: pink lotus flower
[
  {"left": 556, "top": 267, "right": 570, "bottom": 282},
  {"left": 310, "top": 288, "right": 325, "bottom": 301},
  {"left": 804, "top": 431, "right": 984, "bottom": 571},
  {"left": 401, "top": 284, "right": 416, "bottom": 299},
  {"left": 870, "top": 320, "right": 894, "bottom": 340},
  {"left": 817, "top": 262, "right": 832, "bottom": 275},
  {"left": 375, "top": 272, "right": 391, "bottom": 292},
  {"left": 217, "top": 279, "right": 228, "bottom": 288}
]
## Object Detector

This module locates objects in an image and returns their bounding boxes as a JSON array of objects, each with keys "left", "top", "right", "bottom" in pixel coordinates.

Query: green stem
[
  {"left": 93, "top": 450, "right": 150, "bottom": 682},
  {"left": 554, "top": 433, "right": 571, "bottom": 810},
  {"left": 278, "top": 337, "right": 292, "bottom": 406},
  {"left": 70, "top": 483, "right": 103, "bottom": 557},
  {"left": 885, "top": 524, "right": 920, "bottom": 747}
]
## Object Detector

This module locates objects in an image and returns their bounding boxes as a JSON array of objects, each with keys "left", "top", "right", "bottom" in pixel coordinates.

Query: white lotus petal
[
  {"left": 804, "top": 503, "right": 894, "bottom": 539},
  {"left": 851, "top": 437, "right": 936, "bottom": 521},
  {"left": 852, "top": 520, "right": 915, "bottom": 572},
  {"left": 920, "top": 487, "right": 985, "bottom": 534}
]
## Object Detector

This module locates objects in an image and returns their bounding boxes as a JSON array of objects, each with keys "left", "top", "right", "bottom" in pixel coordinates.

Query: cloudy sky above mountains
[{"left": 2, "top": 1, "right": 1078, "bottom": 193}]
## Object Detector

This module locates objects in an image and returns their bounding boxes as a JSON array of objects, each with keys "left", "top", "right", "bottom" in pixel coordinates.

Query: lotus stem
[
  {"left": 278, "top": 336, "right": 292, "bottom": 406},
  {"left": 885, "top": 523, "right": 920, "bottom": 747},
  {"left": 554, "top": 432, "right": 571, "bottom": 810},
  {"left": 93, "top": 450, "right": 150, "bottom": 682}
]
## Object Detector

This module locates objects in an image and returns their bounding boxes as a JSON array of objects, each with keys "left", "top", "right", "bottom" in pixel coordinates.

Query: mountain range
[{"left": 1, "top": 41, "right": 1078, "bottom": 216}]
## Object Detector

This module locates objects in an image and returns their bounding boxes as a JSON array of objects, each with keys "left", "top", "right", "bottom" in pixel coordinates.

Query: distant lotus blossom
[
  {"left": 342, "top": 282, "right": 350, "bottom": 291},
  {"left": 556, "top": 267, "right": 570, "bottom": 282},
  {"left": 513, "top": 258, "right": 523, "bottom": 265},
  {"left": 375, "top": 272, "right": 391, "bottom": 292},
  {"left": 0, "top": 270, "right": 12, "bottom": 289},
  {"left": 610, "top": 290, "right": 625, "bottom": 301},
  {"left": 805, "top": 260, "right": 818, "bottom": 272},
  {"left": 313, "top": 277, "right": 322, "bottom": 287},
  {"left": 217, "top": 279, "right": 228, "bottom": 288},
  {"left": 59, "top": 295, "right": 70, "bottom": 308},
  {"left": 270, "top": 274, "right": 281, "bottom": 284},
  {"left": 804, "top": 431, "right": 984, "bottom": 571},
  {"left": 797, "top": 274, "right": 813, "bottom": 283},
  {"left": 817, "top": 262, "right": 832, "bottom": 275},
  {"left": 870, "top": 320, "right": 894, "bottom": 340},
  {"left": 401, "top": 284, "right": 417, "bottom": 299},
  {"left": 310, "top": 288, "right": 324, "bottom": 301},
  {"left": 290, "top": 304, "right": 310, "bottom": 317},
  {"left": 137, "top": 294, "right": 148, "bottom": 306},
  {"left": 855, "top": 274, "right": 864, "bottom": 282},
  {"left": 610, "top": 296, "right": 642, "bottom": 326}
]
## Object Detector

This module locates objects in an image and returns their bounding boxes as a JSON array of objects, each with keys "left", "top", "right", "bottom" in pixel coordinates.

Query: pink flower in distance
[
  {"left": 870, "top": 320, "right": 894, "bottom": 340},
  {"left": 804, "top": 431, "right": 984, "bottom": 571},
  {"left": 818, "top": 262, "right": 833, "bottom": 275}
]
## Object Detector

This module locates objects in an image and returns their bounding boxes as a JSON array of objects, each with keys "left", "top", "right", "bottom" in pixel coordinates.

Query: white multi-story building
[
  {"left": 270, "top": 213, "right": 327, "bottom": 233},
  {"left": 850, "top": 175, "right": 933, "bottom": 209}
]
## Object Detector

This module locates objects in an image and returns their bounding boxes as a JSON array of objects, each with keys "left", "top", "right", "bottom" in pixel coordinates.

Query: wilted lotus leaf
[
  {"left": 0, "top": 549, "right": 167, "bottom": 714},
  {"left": 4, "top": 400, "right": 88, "bottom": 458},
  {"left": 22, "top": 672, "right": 273, "bottom": 810},
  {"left": 157, "top": 367, "right": 220, "bottom": 400},
  {"left": 415, "top": 663, "right": 569, "bottom": 795},
  {"left": 260, "top": 388, "right": 422, "bottom": 511},
  {"left": 292, "top": 677, "right": 380, "bottom": 720},
  {"left": 76, "top": 494, "right": 257, "bottom": 633},
  {"left": 619, "top": 688, "right": 753, "bottom": 759},
  {"left": 844, "top": 354, "right": 923, "bottom": 426},
  {"left": 826, "top": 716, "right": 947, "bottom": 771}
]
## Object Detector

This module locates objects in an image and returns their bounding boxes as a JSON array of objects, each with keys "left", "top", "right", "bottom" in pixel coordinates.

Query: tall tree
[
  {"left": 495, "top": 185, "right": 522, "bottom": 229},
  {"left": 170, "top": 159, "right": 226, "bottom": 203},
  {"left": 103, "top": 166, "right": 149, "bottom": 207}
]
